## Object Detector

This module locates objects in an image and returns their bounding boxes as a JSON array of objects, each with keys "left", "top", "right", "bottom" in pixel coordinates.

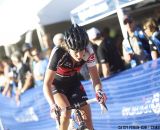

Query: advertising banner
[
  {"left": 70, "top": 0, "right": 143, "bottom": 25},
  {"left": 0, "top": 59, "right": 160, "bottom": 130}
]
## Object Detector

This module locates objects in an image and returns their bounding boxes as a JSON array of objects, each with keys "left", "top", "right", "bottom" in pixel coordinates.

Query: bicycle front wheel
[{"left": 77, "top": 125, "right": 89, "bottom": 130}]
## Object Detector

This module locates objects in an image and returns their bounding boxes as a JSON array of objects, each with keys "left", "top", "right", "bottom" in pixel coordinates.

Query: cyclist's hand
[
  {"left": 50, "top": 103, "right": 61, "bottom": 122},
  {"left": 96, "top": 89, "right": 107, "bottom": 104},
  {"left": 96, "top": 89, "right": 108, "bottom": 113}
]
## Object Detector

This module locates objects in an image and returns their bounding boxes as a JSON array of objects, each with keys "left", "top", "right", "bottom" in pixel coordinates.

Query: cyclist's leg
[
  {"left": 53, "top": 92, "right": 71, "bottom": 130},
  {"left": 67, "top": 83, "right": 94, "bottom": 130},
  {"left": 80, "top": 104, "right": 94, "bottom": 130}
]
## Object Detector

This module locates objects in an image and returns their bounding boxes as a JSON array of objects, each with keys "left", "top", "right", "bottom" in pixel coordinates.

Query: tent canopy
[{"left": 0, "top": 0, "right": 84, "bottom": 46}]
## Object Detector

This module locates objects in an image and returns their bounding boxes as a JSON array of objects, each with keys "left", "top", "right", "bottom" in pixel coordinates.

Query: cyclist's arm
[
  {"left": 88, "top": 65, "right": 107, "bottom": 107},
  {"left": 85, "top": 45, "right": 102, "bottom": 92},
  {"left": 88, "top": 65, "right": 102, "bottom": 92},
  {"left": 43, "top": 47, "right": 65, "bottom": 106},
  {"left": 43, "top": 69, "right": 56, "bottom": 106},
  {"left": 43, "top": 47, "right": 64, "bottom": 106}
]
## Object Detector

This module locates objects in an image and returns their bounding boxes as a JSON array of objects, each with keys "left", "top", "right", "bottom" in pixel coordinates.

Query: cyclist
[{"left": 43, "top": 24, "right": 107, "bottom": 130}]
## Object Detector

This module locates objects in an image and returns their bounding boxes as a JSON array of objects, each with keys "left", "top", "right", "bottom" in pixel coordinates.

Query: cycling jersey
[
  {"left": 47, "top": 45, "right": 96, "bottom": 105},
  {"left": 48, "top": 45, "right": 96, "bottom": 79}
]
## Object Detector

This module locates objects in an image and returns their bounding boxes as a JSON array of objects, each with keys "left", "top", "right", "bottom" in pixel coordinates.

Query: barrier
[{"left": 0, "top": 59, "right": 160, "bottom": 130}]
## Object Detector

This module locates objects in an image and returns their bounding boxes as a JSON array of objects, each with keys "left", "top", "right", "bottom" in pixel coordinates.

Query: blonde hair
[{"left": 143, "top": 18, "right": 158, "bottom": 32}]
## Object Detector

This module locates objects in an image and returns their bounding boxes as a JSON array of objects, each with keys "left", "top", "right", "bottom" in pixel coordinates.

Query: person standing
[
  {"left": 11, "top": 52, "right": 34, "bottom": 105},
  {"left": 87, "top": 27, "right": 125, "bottom": 78},
  {"left": 31, "top": 48, "right": 48, "bottom": 87},
  {"left": 143, "top": 17, "right": 160, "bottom": 60},
  {"left": 122, "top": 15, "right": 150, "bottom": 68}
]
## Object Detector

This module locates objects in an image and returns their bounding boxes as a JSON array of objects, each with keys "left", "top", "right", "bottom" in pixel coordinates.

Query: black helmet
[{"left": 64, "top": 24, "right": 89, "bottom": 51}]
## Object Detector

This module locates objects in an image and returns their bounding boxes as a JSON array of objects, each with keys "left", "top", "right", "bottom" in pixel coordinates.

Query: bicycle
[{"left": 55, "top": 94, "right": 108, "bottom": 130}]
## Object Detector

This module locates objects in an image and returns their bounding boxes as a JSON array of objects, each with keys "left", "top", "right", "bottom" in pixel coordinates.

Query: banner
[
  {"left": 0, "top": 59, "right": 160, "bottom": 130},
  {"left": 70, "top": 0, "right": 144, "bottom": 25}
]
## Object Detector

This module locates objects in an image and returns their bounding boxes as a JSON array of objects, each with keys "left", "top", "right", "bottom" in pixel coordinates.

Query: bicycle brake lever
[{"left": 100, "top": 102, "right": 108, "bottom": 114}]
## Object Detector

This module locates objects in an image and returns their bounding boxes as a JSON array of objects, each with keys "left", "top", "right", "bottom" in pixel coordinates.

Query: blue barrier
[{"left": 1, "top": 59, "right": 160, "bottom": 130}]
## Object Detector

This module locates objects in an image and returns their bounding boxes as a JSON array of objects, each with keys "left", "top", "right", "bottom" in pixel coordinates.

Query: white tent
[{"left": 0, "top": 0, "right": 84, "bottom": 46}]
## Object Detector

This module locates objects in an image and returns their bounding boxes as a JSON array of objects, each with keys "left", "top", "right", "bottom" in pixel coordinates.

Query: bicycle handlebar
[
  {"left": 66, "top": 98, "right": 108, "bottom": 112},
  {"left": 56, "top": 98, "right": 108, "bottom": 126},
  {"left": 86, "top": 98, "right": 108, "bottom": 113},
  {"left": 86, "top": 98, "right": 97, "bottom": 104}
]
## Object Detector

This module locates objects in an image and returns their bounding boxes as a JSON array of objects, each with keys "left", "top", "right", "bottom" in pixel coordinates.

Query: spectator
[
  {"left": 87, "top": 27, "right": 125, "bottom": 78},
  {"left": 102, "top": 27, "right": 117, "bottom": 43},
  {"left": 44, "top": 33, "right": 65, "bottom": 59},
  {"left": 31, "top": 48, "right": 48, "bottom": 87},
  {"left": 101, "top": 27, "right": 111, "bottom": 41},
  {"left": 1, "top": 56, "right": 17, "bottom": 97},
  {"left": 124, "top": 15, "right": 151, "bottom": 56},
  {"left": 122, "top": 15, "right": 150, "bottom": 68},
  {"left": 11, "top": 52, "right": 34, "bottom": 105},
  {"left": 143, "top": 17, "right": 160, "bottom": 60},
  {"left": 0, "top": 61, "right": 7, "bottom": 94},
  {"left": 114, "top": 34, "right": 124, "bottom": 59},
  {"left": 102, "top": 27, "right": 124, "bottom": 60},
  {"left": 53, "top": 33, "right": 65, "bottom": 47},
  {"left": 22, "top": 43, "right": 33, "bottom": 71},
  {"left": 153, "top": 8, "right": 160, "bottom": 30}
]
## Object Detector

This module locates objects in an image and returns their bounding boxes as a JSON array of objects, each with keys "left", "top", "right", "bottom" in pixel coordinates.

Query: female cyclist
[{"left": 43, "top": 24, "right": 107, "bottom": 130}]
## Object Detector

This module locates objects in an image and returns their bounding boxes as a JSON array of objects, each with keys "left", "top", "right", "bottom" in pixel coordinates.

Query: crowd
[
  {"left": 0, "top": 44, "right": 48, "bottom": 105},
  {"left": 86, "top": 15, "right": 160, "bottom": 78},
  {"left": 0, "top": 14, "right": 160, "bottom": 105}
]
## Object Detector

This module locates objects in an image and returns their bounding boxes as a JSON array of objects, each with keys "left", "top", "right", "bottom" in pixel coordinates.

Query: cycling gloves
[{"left": 96, "top": 89, "right": 106, "bottom": 103}]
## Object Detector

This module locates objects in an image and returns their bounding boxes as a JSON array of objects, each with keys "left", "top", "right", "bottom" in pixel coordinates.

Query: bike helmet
[{"left": 64, "top": 24, "right": 89, "bottom": 51}]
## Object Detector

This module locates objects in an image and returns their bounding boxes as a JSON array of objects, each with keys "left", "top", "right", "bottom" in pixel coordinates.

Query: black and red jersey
[{"left": 48, "top": 45, "right": 96, "bottom": 79}]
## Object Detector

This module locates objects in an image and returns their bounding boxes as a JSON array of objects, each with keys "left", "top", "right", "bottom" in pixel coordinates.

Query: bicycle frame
[
  {"left": 56, "top": 97, "right": 107, "bottom": 130},
  {"left": 68, "top": 109, "right": 88, "bottom": 130},
  {"left": 67, "top": 98, "right": 98, "bottom": 130}
]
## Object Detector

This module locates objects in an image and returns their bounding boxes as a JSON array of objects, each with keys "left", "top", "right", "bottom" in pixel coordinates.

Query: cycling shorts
[{"left": 52, "top": 75, "right": 88, "bottom": 106}]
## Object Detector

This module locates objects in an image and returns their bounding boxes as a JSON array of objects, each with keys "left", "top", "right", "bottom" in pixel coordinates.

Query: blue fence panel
[{"left": 0, "top": 59, "right": 160, "bottom": 130}]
